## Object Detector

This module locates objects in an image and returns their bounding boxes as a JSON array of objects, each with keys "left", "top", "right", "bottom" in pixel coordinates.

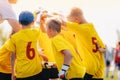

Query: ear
[
  {"left": 48, "top": 27, "right": 52, "bottom": 32},
  {"left": 74, "top": 16, "right": 79, "bottom": 22},
  {"left": 31, "top": 20, "right": 35, "bottom": 25}
]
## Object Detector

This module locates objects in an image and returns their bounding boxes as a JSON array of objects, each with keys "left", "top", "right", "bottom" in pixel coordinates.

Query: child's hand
[
  {"left": 40, "top": 13, "right": 47, "bottom": 25},
  {"left": 11, "top": 75, "right": 16, "bottom": 80},
  {"left": 58, "top": 64, "right": 69, "bottom": 80},
  {"left": 96, "top": 42, "right": 106, "bottom": 53},
  {"left": 42, "top": 54, "right": 48, "bottom": 62},
  {"left": 39, "top": 50, "right": 48, "bottom": 62},
  {"left": 98, "top": 48, "right": 106, "bottom": 53}
]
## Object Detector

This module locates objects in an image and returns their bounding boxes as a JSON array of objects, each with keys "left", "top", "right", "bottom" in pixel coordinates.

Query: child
[
  {"left": 65, "top": 7, "right": 106, "bottom": 80},
  {"left": 40, "top": 12, "right": 86, "bottom": 80},
  {"left": 5, "top": 11, "right": 46, "bottom": 80},
  {"left": 46, "top": 18, "right": 86, "bottom": 80},
  {"left": 39, "top": 11, "right": 59, "bottom": 80},
  {"left": 0, "top": 41, "right": 12, "bottom": 80},
  {"left": 0, "top": 30, "right": 16, "bottom": 80}
]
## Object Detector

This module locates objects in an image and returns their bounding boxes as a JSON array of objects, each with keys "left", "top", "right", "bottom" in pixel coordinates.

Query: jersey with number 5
[
  {"left": 67, "top": 22, "right": 105, "bottom": 75},
  {"left": 6, "top": 28, "right": 42, "bottom": 78}
]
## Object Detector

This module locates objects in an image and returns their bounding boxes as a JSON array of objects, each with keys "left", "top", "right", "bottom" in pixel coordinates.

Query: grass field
[{"left": 104, "top": 70, "right": 118, "bottom": 80}]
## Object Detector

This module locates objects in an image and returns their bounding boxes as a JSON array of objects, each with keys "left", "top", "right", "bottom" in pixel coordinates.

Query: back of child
[
  {"left": 46, "top": 18, "right": 86, "bottom": 80},
  {"left": 6, "top": 11, "right": 44, "bottom": 80}
]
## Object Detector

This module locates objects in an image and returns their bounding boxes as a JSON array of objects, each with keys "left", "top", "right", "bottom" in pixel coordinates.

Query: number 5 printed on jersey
[
  {"left": 26, "top": 42, "right": 35, "bottom": 60},
  {"left": 92, "top": 37, "right": 99, "bottom": 53}
]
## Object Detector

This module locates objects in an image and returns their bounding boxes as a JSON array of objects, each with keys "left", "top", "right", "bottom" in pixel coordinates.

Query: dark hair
[{"left": 47, "top": 19, "right": 61, "bottom": 33}]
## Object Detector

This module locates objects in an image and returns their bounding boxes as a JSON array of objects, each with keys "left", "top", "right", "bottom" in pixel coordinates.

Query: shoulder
[
  {"left": 51, "top": 35, "right": 62, "bottom": 41},
  {"left": 10, "top": 31, "right": 19, "bottom": 39},
  {"left": 66, "top": 21, "right": 78, "bottom": 26},
  {"left": 51, "top": 35, "right": 66, "bottom": 44},
  {"left": 52, "top": 35, "right": 70, "bottom": 46}
]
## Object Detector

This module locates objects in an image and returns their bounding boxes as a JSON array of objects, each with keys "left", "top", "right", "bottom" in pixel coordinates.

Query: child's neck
[
  {"left": 51, "top": 31, "right": 59, "bottom": 38},
  {"left": 22, "top": 25, "right": 31, "bottom": 29},
  {"left": 79, "top": 18, "right": 87, "bottom": 24}
]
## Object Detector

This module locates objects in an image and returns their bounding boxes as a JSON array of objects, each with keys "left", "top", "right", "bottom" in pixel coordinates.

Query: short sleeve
[
  {"left": 51, "top": 35, "right": 69, "bottom": 52},
  {"left": 6, "top": 38, "right": 16, "bottom": 53}
]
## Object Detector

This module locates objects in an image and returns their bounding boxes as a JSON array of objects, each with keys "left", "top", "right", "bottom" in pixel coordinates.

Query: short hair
[
  {"left": 19, "top": 11, "right": 34, "bottom": 26},
  {"left": 67, "top": 7, "right": 83, "bottom": 18},
  {"left": 46, "top": 18, "right": 61, "bottom": 33}
]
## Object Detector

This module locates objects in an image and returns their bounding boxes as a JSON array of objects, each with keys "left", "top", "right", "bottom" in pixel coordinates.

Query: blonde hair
[
  {"left": 46, "top": 18, "right": 61, "bottom": 33},
  {"left": 67, "top": 7, "right": 83, "bottom": 18}
]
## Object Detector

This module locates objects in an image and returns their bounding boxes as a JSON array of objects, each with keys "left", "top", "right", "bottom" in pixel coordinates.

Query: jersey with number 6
[
  {"left": 6, "top": 28, "right": 42, "bottom": 78},
  {"left": 67, "top": 22, "right": 105, "bottom": 75}
]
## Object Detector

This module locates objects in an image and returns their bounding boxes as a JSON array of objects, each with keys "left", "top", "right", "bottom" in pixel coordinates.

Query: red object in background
[{"left": 115, "top": 45, "right": 120, "bottom": 63}]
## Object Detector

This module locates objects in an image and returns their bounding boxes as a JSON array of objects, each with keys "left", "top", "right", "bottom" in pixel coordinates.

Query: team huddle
[{"left": 0, "top": 0, "right": 106, "bottom": 80}]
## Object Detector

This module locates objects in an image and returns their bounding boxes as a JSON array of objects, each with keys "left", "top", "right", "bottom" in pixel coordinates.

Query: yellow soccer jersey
[
  {"left": 67, "top": 22, "right": 105, "bottom": 75},
  {"left": 0, "top": 40, "right": 12, "bottom": 73},
  {"left": 38, "top": 31, "right": 55, "bottom": 62},
  {"left": 51, "top": 34, "right": 86, "bottom": 79},
  {"left": 60, "top": 30, "right": 77, "bottom": 51},
  {"left": 60, "top": 30, "right": 84, "bottom": 64},
  {"left": 6, "top": 28, "right": 42, "bottom": 78}
]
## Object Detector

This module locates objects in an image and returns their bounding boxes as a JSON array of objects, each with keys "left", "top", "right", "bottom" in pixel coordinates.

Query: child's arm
[
  {"left": 58, "top": 50, "right": 73, "bottom": 79},
  {"left": 58, "top": 13, "right": 67, "bottom": 26},
  {"left": 98, "top": 47, "right": 106, "bottom": 53},
  {"left": 40, "top": 12, "right": 52, "bottom": 33},
  {"left": 39, "top": 51, "right": 48, "bottom": 62},
  {"left": 96, "top": 43, "right": 106, "bottom": 53},
  {"left": 40, "top": 13, "right": 46, "bottom": 33},
  {"left": 37, "top": 41, "right": 48, "bottom": 62},
  {"left": 11, "top": 53, "right": 16, "bottom": 80},
  {"left": 61, "top": 50, "right": 73, "bottom": 65}
]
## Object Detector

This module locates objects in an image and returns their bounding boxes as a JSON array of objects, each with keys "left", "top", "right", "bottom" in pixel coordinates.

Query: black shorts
[
  {"left": 70, "top": 78, "right": 83, "bottom": 80},
  {"left": 42, "top": 62, "right": 59, "bottom": 79},
  {"left": 40, "top": 68, "right": 50, "bottom": 80},
  {"left": 84, "top": 73, "right": 93, "bottom": 80},
  {"left": 16, "top": 71, "right": 47, "bottom": 80},
  {"left": 0, "top": 72, "right": 11, "bottom": 80},
  {"left": 41, "top": 67, "right": 59, "bottom": 79},
  {"left": 49, "top": 67, "right": 59, "bottom": 79},
  {"left": 92, "top": 78, "right": 103, "bottom": 80}
]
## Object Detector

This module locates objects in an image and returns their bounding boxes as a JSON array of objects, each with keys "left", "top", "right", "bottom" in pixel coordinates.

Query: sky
[{"left": 1, "top": 0, "right": 120, "bottom": 48}]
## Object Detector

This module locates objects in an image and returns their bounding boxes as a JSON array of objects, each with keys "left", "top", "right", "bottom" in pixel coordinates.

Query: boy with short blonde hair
[{"left": 46, "top": 18, "right": 86, "bottom": 80}]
